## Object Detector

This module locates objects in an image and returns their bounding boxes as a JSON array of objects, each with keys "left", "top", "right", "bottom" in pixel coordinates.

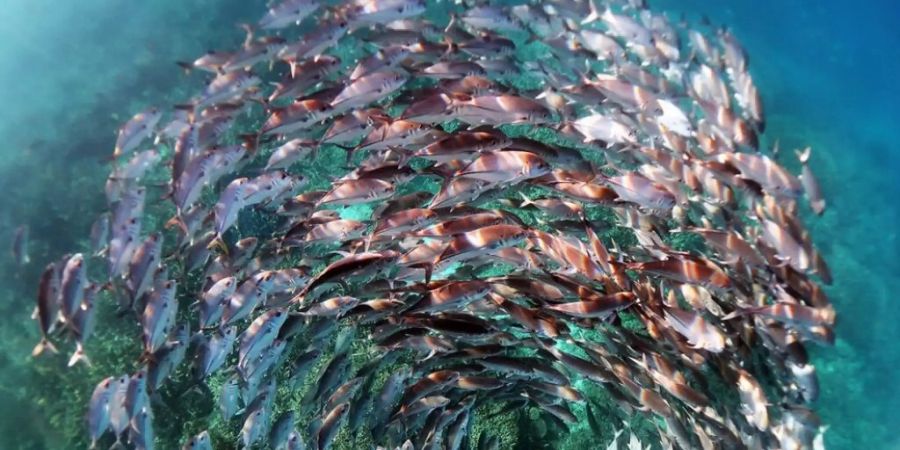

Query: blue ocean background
[{"left": 0, "top": 0, "right": 897, "bottom": 448}]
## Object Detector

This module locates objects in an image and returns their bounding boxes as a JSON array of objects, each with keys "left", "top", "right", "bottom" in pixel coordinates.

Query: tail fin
[
  {"left": 518, "top": 191, "right": 535, "bottom": 208},
  {"left": 176, "top": 61, "right": 194, "bottom": 74},
  {"left": 239, "top": 133, "right": 262, "bottom": 155},
  {"left": 582, "top": 0, "right": 602, "bottom": 25},
  {"left": 165, "top": 215, "right": 189, "bottom": 236},
  {"left": 67, "top": 343, "right": 92, "bottom": 367},
  {"left": 31, "top": 338, "right": 59, "bottom": 357},
  {"left": 795, "top": 146, "right": 811, "bottom": 164},
  {"left": 207, "top": 235, "right": 230, "bottom": 256}
]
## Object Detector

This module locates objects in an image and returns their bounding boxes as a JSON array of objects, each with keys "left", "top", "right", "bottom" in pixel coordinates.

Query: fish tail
[
  {"left": 207, "top": 235, "right": 230, "bottom": 256},
  {"left": 31, "top": 338, "right": 59, "bottom": 357},
  {"left": 721, "top": 308, "right": 752, "bottom": 321},
  {"left": 165, "top": 214, "right": 189, "bottom": 236},
  {"left": 582, "top": 0, "right": 602, "bottom": 25},
  {"left": 239, "top": 133, "right": 261, "bottom": 154},
  {"left": 67, "top": 344, "right": 91, "bottom": 367},
  {"left": 175, "top": 61, "right": 194, "bottom": 74},
  {"left": 795, "top": 146, "right": 812, "bottom": 164},
  {"left": 518, "top": 191, "right": 535, "bottom": 208},
  {"left": 238, "top": 23, "right": 255, "bottom": 47}
]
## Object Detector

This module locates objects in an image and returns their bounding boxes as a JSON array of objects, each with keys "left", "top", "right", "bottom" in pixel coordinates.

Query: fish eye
[
  {"left": 397, "top": 6, "right": 403, "bottom": 12},
  {"left": 339, "top": 21, "right": 347, "bottom": 28}
]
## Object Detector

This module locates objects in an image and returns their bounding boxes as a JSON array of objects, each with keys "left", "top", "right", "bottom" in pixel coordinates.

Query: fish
[
  {"left": 87, "top": 376, "right": 116, "bottom": 448},
  {"left": 33, "top": 3, "right": 839, "bottom": 449},
  {"left": 797, "top": 147, "right": 826, "bottom": 215},
  {"left": 545, "top": 292, "right": 636, "bottom": 319},
  {"left": 114, "top": 108, "right": 162, "bottom": 159},
  {"left": 330, "top": 70, "right": 408, "bottom": 113},
  {"left": 68, "top": 284, "right": 100, "bottom": 366},
  {"left": 222, "top": 271, "right": 277, "bottom": 325},
  {"left": 663, "top": 307, "right": 727, "bottom": 352},
  {"left": 238, "top": 309, "right": 288, "bottom": 369},
  {"left": 11, "top": 225, "right": 29, "bottom": 265},
  {"left": 349, "top": 0, "right": 426, "bottom": 25},
  {"left": 571, "top": 114, "right": 637, "bottom": 145},
  {"left": 437, "top": 224, "right": 530, "bottom": 265},
  {"left": 318, "top": 178, "right": 395, "bottom": 206},
  {"left": 261, "top": 99, "right": 334, "bottom": 135},
  {"left": 628, "top": 256, "right": 732, "bottom": 289},
  {"left": 194, "top": 326, "right": 237, "bottom": 378},
  {"left": 126, "top": 233, "right": 163, "bottom": 304},
  {"left": 314, "top": 403, "right": 349, "bottom": 450},
  {"left": 270, "top": 55, "right": 342, "bottom": 102},
  {"left": 130, "top": 407, "right": 154, "bottom": 450},
  {"left": 259, "top": 0, "right": 320, "bottom": 29},
  {"left": 195, "top": 71, "right": 261, "bottom": 108},
  {"left": 219, "top": 376, "right": 241, "bottom": 420},
  {"left": 141, "top": 280, "right": 178, "bottom": 355},
  {"left": 279, "top": 19, "right": 349, "bottom": 65},
  {"left": 59, "top": 253, "right": 87, "bottom": 323},
  {"left": 198, "top": 276, "right": 236, "bottom": 328},
  {"left": 32, "top": 263, "right": 61, "bottom": 356}
]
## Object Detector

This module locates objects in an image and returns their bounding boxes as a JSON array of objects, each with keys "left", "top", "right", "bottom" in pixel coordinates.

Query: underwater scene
[{"left": 0, "top": 0, "right": 897, "bottom": 449}]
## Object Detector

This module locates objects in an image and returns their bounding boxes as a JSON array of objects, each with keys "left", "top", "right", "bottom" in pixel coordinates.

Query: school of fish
[{"left": 27, "top": 0, "right": 835, "bottom": 448}]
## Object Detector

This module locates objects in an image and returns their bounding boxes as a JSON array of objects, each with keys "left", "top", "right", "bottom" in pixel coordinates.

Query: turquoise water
[{"left": 0, "top": 0, "right": 897, "bottom": 449}]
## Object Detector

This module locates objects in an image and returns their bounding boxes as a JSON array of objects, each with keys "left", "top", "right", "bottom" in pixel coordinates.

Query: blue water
[
  {"left": 0, "top": 0, "right": 898, "bottom": 448},
  {"left": 652, "top": 1, "right": 900, "bottom": 448}
]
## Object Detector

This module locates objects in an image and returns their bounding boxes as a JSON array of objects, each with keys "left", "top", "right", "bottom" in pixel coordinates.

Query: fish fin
[
  {"left": 207, "top": 236, "right": 230, "bottom": 256},
  {"left": 239, "top": 23, "right": 255, "bottom": 47},
  {"left": 175, "top": 61, "right": 194, "bottom": 74},
  {"left": 720, "top": 309, "right": 747, "bottom": 321},
  {"left": 518, "top": 191, "right": 535, "bottom": 208},
  {"left": 582, "top": 0, "right": 602, "bottom": 24},
  {"left": 164, "top": 215, "right": 189, "bottom": 236},
  {"left": 795, "top": 146, "right": 811, "bottom": 164},
  {"left": 239, "top": 133, "right": 261, "bottom": 154},
  {"left": 32, "top": 338, "right": 59, "bottom": 357},
  {"left": 67, "top": 344, "right": 91, "bottom": 367}
]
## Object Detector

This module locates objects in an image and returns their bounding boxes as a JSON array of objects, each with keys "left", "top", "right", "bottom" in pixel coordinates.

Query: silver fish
[
  {"left": 222, "top": 271, "right": 277, "bottom": 325},
  {"left": 259, "top": 0, "right": 319, "bottom": 29},
  {"left": 126, "top": 232, "right": 163, "bottom": 304},
  {"left": 32, "top": 262, "right": 60, "bottom": 356},
  {"left": 11, "top": 224, "right": 29, "bottom": 265},
  {"left": 198, "top": 276, "right": 236, "bottom": 328},
  {"left": 114, "top": 107, "right": 162, "bottom": 159},
  {"left": 141, "top": 280, "right": 178, "bottom": 354},
  {"left": 194, "top": 326, "right": 237, "bottom": 379},
  {"left": 238, "top": 309, "right": 288, "bottom": 369},
  {"left": 58, "top": 253, "right": 86, "bottom": 322},
  {"left": 87, "top": 376, "right": 116, "bottom": 447},
  {"left": 219, "top": 375, "right": 242, "bottom": 420},
  {"left": 147, "top": 323, "right": 190, "bottom": 390}
]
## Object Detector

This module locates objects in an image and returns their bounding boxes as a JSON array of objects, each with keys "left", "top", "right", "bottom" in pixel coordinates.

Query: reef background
[{"left": 0, "top": 0, "right": 897, "bottom": 449}]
